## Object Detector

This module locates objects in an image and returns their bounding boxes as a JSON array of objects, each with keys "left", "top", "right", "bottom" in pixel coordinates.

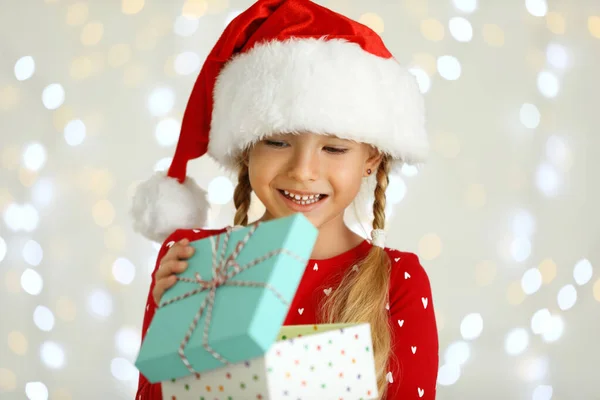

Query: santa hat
[{"left": 131, "top": 0, "right": 428, "bottom": 242}]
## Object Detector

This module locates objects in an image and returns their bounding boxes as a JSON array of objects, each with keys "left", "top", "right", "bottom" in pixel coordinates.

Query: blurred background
[{"left": 1, "top": 0, "right": 599, "bottom": 399}]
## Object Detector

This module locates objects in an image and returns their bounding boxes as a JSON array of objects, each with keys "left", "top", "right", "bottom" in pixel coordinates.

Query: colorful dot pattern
[{"left": 161, "top": 324, "right": 378, "bottom": 399}]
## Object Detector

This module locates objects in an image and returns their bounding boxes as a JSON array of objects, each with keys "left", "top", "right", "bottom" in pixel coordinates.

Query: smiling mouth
[{"left": 278, "top": 189, "right": 328, "bottom": 205}]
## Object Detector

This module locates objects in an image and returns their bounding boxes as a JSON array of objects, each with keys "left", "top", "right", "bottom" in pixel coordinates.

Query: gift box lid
[{"left": 135, "top": 213, "right": 319, "bottom": 383}]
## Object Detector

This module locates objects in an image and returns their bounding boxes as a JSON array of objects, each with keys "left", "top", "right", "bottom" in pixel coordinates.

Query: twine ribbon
[{"left": 158, "top": 222, "right": 307, "bottom": 374}]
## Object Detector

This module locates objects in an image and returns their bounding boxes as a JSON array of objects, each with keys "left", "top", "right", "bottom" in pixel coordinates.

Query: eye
[
  {"left": 264, "top": 140, "right": 288, "bottom": 148},
  {"left": 323, "top": 146, "right": 348, "bottom": 154}
]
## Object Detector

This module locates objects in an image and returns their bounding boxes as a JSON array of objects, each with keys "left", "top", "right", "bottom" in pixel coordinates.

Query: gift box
[
  {"left": 135, "top": 213, "right": 318, "bottom": 383},
  {"left": 161, "top": 322, "right": 379, "bottom": 400}
]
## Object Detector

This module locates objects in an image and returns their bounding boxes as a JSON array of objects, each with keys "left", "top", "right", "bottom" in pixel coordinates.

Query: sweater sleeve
[
  {"left": 385, "top": 251, "right": 439, "bottom": 400},
  {"left": 135, "top": 228, "right": 221, "bottom": 400}
]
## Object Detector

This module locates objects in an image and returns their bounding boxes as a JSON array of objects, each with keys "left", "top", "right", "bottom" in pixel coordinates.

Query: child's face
[{"left": 247, "top": 132, "right": 381, "bottom": 229}]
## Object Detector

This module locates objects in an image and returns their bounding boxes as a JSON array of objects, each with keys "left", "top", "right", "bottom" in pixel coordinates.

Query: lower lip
[{"left": 277, "top": 190, "right": 328, "bottom": 212}]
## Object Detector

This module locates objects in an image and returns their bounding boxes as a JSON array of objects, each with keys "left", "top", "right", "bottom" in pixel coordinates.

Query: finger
[
  {"left": 153, "top": 275, "right": 177, "bottom": 305},
  {"left": 155, "top": 260, "right": 188, "bottom": 280},
  {"left": 163, "top": 240, "right": 195, "bottom": 262}
]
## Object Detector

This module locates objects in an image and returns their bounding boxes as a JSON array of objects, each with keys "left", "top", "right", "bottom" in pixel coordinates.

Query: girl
[{"left": 131, "top": 0, "right": 439, "bottom": 399}]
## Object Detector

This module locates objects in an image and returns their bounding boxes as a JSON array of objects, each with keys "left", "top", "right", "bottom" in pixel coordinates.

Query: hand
[{"left": 152, "top": 238, "right": 195, "bottom": 305}]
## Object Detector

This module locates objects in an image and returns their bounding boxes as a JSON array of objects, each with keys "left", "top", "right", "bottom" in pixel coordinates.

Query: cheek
[{"left": 328, "top": 162, "right": 364, "bottom": 198}]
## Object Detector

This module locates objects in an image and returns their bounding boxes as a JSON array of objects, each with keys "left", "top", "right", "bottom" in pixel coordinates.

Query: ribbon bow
[{"left": 159, "top": 222, "right": 307, "bottom": 374}]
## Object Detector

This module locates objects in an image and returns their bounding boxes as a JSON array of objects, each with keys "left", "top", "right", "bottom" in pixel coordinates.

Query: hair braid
[
  {"left": 321, "top": 155, "right": 393, "bottom": 399},
  {"left": 233, "top": 162, "right": 252, "bottom": 226}
]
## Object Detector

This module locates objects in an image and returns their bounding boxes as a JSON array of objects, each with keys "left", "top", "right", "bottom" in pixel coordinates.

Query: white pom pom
[{"left": 130, "top": 171, "right": 209, "bottom": 242}]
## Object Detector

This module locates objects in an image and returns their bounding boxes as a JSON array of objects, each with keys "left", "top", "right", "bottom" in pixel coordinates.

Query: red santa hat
[{"left": 131, "top": 0, "right": 428, "bottom": 242}]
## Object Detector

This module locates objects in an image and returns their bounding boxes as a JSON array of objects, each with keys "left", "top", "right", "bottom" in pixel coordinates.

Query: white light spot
[
  {"left": 448, "top": 17, "right": 473, "bottom": 42},
  {"left": 115, "top": 327, "right": 142, "bottom": 356},
  {"left": 505, "top": 328, "right": 529, "bottom": 356},
  {"left": 437, "top": 363, "right": 461, "bottom": 386},
  {"left": 64, "top": 119, "right": 86, "bottom": 146},
  {"left": 0, "top": 236, "right": 6, "bottom": 263},
  {"left": 545, "top": 135, "right": 570, "bottom": 169},
  {"left": 537, "top": 71, "right": 559, "bottom": 98},
  {"left": 33, "top": 305, "right": 55, "bottom": 332},
  {"left": 40, "top": 341, "right": 65, "bottom": 369},
  {"left": 15, "top": 56, "right": 35, "bottom": 81},
  {"left": 386, "top": 175, "right": 406, "bottom": 205},
  {"left": 535, "top": 163, "right": 560, "bottom": 197},
  {"left": 23, "top": 240, "right": 43, "bottom": 266},
  {"left": 112, "top": 257, "right": 136, "bottom": 285},
  {"left": 153, "top": 157, "right": 172, "bottom": 172},
  {"left": 546, "top": 43, "right": 569, "bottom": 69},
  {"left": 437, "top": 55, "right": 462, "bottom": 80},
  {"left": 21, "top": 268, "right": 43, "bottom": 295},
  {"left": 444, "top": 341, "right": 470, "bottom": 366},
  {"left": 401, "top": 164, "right": 419, "bottom": 177},
  {"left": 155, "top": 118, "right": 180, "bottom": 146},
  {"left": 25, "top": 381, "right": 49, "bottom": 400},
  {"left": 409, "top": 68, "right": 431, "bottom": 93},
  {"left": 87, "top": 289, "right": 113, "bottom": 318},
  {"left": 10, "top": 204, "right": 38, "bottom": 232},
  {"left": 532, "top": 384, "right": 553, "bottom": 400},
  {"left": 451, "top": 0, "right": 477, "bottom": 13},
  {"left": 573, "top": 259, "right": 592, "bottom": 285},
  {"left": 460, "top": 313, "right": 483, "bottom": 340},
  {"left": 42, "top": 83, "right": 65, "bottom": 110},
  {"left": 518, "top": 357, "right": 549, "bottom": 381},
  {"left": 530, "top": 308, "right": 551, "bottom": 335},
  {"left": 520, "top": 103, "right": 541, "bottom": 129},
  {"left": 521, "top": 268, "right": 542, "bottom": 295},
  {"left": 207, "top": 176, "right": 234, "bottom": 205},
  {"left": 526, "top": 0, "right": 548, "bottom": 17},
  {"left": 224, "top": 10, "right": 243, "bottom": 27},
  {"left": 111, "top": 357, "right": 138, "bottom": 381},
  {"left": 147, "top": 87, "right": 175, "bottom": 117},
  {"left": 32, "top": 178, "right": 54, "bottom": 207},
  {"left": 512, "top": 209, "right": 535, "bottom": 237},
  {"left": 174, "top": 15, "right": 199, "bottom": 37},
  {"left": 510, "top": 236, "right": 531, "bottom": 263},
  {"left": 174, "top": 51, "right": 201, "bottom": 76},
  {"left": 23, "top": 142, "right": 47, "bottom": 171},
  {"left": 541, "top": 315, "right": 564, "bottom": 343},
  {"left": 557, "top": 284, "right": 577, "bottom": 310}
]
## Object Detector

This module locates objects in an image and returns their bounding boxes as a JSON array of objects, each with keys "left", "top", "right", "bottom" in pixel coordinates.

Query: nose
[{"left": 287, "top": 148, "right": 320, "bottom": 182}]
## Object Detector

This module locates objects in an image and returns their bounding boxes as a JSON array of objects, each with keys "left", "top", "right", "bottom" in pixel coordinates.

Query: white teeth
[{"left": 280, "top": 190, "right": 324, "bottom": 205}]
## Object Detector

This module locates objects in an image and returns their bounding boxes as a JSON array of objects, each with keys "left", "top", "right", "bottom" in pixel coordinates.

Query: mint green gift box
[{"left": 135, "top": 213, "right": 318, "bottom": 383}]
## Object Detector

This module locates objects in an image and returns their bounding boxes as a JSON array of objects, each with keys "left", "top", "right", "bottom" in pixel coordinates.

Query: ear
[{"left": 365, "top": 147, "right": 384, "bottom": 176}]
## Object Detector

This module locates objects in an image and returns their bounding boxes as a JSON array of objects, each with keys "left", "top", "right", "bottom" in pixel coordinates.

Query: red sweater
[{"left": 136, "top": 228, "right": 439, "bottom": 400}]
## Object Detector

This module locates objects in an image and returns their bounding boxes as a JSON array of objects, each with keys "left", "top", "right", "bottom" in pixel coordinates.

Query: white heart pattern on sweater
[
  {"left": 298, "top": 308, "right": 304, "bottom": 315},
  {"left": 313, "top": 263, "right": 318, "bottom": 271},
  {"left": 411, "top": 346, "right": 417, "bottom": 354},
  {"left": 386, "top": 371, "right": 394, "bottom": 383},
  {"left": 422, "top": 297, "right": 428, "bottom": 309},
  {"left": 405, "top": 272, "right": 411, "bottom": 279},
  {"left": 418, "top": 388, "right": 425, "bottom": 397},
  {"left": 398, "top": 320, "right": 404, "bottom": 327},
  {"left": 323, "top": 287, "right": 332, "bottom": 296}
]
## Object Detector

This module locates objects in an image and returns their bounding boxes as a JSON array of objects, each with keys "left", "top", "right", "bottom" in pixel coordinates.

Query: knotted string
[{"left": 159, "top": 222, "right": 308, "bottom": 374}]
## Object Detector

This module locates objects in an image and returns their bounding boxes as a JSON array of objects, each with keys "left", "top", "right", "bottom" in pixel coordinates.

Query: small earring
[{"left": 367, "top": 169, "right": 372, "bottom": 175}]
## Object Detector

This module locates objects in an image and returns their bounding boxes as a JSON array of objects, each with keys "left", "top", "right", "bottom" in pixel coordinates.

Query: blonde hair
[{"left": 233, "top": 154, "right": 393, "bottom": 399}]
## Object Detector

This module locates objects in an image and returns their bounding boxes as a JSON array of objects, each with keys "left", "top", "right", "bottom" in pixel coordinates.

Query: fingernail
[{"left": 179, "top": 261, "right": 188, "bottom": 270}]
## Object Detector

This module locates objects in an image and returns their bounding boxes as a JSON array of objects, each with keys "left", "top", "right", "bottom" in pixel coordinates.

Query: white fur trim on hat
[
  {"left": 208, "top": 38, "right": 428, "bottom": 171},
  {"left": 130, "top": 171, "right": 209, "bottom": 243}
]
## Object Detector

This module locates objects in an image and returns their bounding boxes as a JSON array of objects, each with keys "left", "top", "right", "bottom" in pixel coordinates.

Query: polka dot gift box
[
  {"left": 161, "top": 323, "right": 379, "bottom": 400},
  {"left": 135, "top": 214, "right": 318, "bottom": 383}
]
